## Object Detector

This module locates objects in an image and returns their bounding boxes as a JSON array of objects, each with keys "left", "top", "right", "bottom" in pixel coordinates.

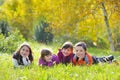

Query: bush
[
  {"left": 0, "top": 20, "right": 10, "bottom": 37},
  {"left": 96, "top": 37, "right": 109, "bottom": 49},
  {"left": 0, "top": 29, "right": 25, "bottom": 53},
  {"left": 80, "top": 36, "right": 94, "bottom": 47},
  {"left": 113, "top": 26, "right": 120, "bottom": 51},
  {"left": 34, "top": 21, "right": 54, "bottom": 44}
]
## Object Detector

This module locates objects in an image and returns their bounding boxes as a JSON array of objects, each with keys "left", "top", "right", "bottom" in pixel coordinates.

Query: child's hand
[
  {"left": 53, "top": 61, "right": 56, "bottom": 64},
  {"left": 78, "top": 57, "right": 83, "bottom": 61},
  {"left": 26, "top": 56, "right": 29, "bottom": 60},
  {"left": 26, "top": 56, "right": 31, "bottom": 63},
  {"left": 47, "top": 59, "right": 52, "bottom": 62}
]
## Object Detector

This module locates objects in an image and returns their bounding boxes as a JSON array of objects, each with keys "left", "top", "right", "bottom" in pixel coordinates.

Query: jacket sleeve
[
  {"left": 86, "top": 53, "right": 93, "bottom": 65},
  {"left": 47, "top": 62, "right": 54, "bottom": 67},
  {"left": 38, "top": 58, "right": 46, "bottom": 66},
  {"left": 12, "top": 58, "right": 19, "bottom": 67},
  {"left": 72, "top": 55, "right": 77, "bottom": 65},
  {"left": 52, "top": 54, "right": 60, "bottom": 64},
  {"left": 57, "top": 49, "right": 63, "bottom": 62}
]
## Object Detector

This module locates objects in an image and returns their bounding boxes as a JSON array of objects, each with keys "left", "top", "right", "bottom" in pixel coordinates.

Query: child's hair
[
  {"left": 75, "top": 42, "right": 87, "bottom": 51},
  {"left": 40, "top": 48, "right": 52, "bottom": 60},
  {"left": 14, "top": 42, "right": 33, "bottom": 62},
  {"left": 62, "top": 41, "right": 73, "bottom": 50}
]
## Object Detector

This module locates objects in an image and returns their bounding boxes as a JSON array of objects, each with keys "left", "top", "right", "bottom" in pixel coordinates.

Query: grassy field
[{"left": 0, "top": 42, "right": 120, "bottom": 80}]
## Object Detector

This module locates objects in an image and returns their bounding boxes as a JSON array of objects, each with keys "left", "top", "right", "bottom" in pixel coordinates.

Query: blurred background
[{"left": 0, "top": 0, "right": 120, "bottom": 53}]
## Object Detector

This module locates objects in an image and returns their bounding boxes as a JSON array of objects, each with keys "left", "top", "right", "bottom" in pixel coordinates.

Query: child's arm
[
  {"left": 52, "top": 54, "right": 60, "bottom": 64},
  {"left": 38, "top": 58, "right": 46, "bottom": 66},
  {"left": 12, "top": 58, "right": 19, "bottom": 67},
  {"left": 47, "top": 61, "right": 53, "bottom": 67},
  {"left": 57, "top": 49, "right": 63, "bottom": 62},
  {"left": 26, "top": 56, "right": 31, "bottom": 63}
]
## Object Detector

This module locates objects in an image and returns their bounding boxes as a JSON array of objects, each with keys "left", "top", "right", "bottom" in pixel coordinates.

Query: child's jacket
[
  {"left": 39, "top": 54, "right": 59, "bottom": 67},
  {"left": 13, "top": 53, "right": 31, "bottom": 67},
  {"left": 73, "top": 52, "right": 93, "bottom": 65}
]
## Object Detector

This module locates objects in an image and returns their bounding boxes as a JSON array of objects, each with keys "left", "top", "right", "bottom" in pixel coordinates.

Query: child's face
[
  {"left": 62, "top": 48, "right": 73, "bottom": 56},
  {"left": 75, "top": 46, "right": 86, "bottom": 59},
  {"left": 44, "top": 54, "right": 52, "bottom": 62},
  {"left": 20, "top": 46, "right": 30, "bottom": 57}
]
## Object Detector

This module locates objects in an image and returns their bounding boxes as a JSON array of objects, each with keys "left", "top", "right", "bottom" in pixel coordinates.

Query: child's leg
[
  {"left": 96, "top": 55, "right": 114, "bottom": 63},
  {"left": 92, "top": 56, "right": 99, "bottom": 64}
]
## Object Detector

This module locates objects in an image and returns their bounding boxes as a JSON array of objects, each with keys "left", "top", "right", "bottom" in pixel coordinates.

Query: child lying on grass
[
  {"left": 38, "top": 48, "right": 59, "bottom": 67},
  {"left": 57, "top": 41, "right": 75, "bottom": 65},
  {"left": 12, "top": 42, "right": 33, "bottom": 68},
  {"left": 73, "top": 42, "right": 115, "bottom": 66}
]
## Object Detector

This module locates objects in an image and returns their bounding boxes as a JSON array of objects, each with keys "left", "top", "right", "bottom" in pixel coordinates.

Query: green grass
[{"left": 0, "top": 42, "right": 120, "bottom": 80}]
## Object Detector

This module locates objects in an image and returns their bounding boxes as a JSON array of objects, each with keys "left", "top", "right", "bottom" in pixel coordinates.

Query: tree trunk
[{"left": 101, "top": 2, "right": 115, "bottom": 52}]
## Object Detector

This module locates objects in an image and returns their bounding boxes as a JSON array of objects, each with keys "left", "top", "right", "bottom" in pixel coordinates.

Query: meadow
[{"left": 0, "top": 42, "right": 120, "bottom": 80}]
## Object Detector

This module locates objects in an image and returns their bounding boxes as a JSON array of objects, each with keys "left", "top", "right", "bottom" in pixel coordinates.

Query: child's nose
[
  {"left": 23, "top": 51, "right": 27, "bottom": 53},
  {"left": 65, "top": 50, "right": 68, "bottom": 53},
  {"left": 23, "top": 51, "right": 27, "bottom": 54}
]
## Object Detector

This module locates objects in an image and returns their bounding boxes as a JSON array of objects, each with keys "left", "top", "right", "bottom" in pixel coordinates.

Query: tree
[
  {"left": 0, "top": 20, "right": 9, "bottom": 37},
  {"left": 101, "top": 2, "right": 115, "bottom": 52},
  {"left": 34, "top": 21, "right": 54, "bottom": 44},
  {"left": 1, "top": 0, "right": 33, "bottom": 39},
  {"left": 0, "top": 0, "right": 120, "bottom": 51}
]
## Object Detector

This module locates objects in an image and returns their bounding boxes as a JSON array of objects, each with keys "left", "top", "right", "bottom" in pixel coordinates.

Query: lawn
[{"left": 0, "top": 42, "right": 120, "bottom": 80}]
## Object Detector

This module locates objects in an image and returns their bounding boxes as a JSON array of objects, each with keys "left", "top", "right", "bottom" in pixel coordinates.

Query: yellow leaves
[
  {"left": 96, "top": 0, "right": 103, "bottom": 3},
  {"left": 0, "top": 0, "right": 119, "bottom": 40}
]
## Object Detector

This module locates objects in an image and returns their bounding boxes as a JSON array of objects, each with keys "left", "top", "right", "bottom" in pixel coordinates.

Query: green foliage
[
  {"left": 78, "top": 36, "right": 94, "bottom": 47},
  {"left": 0, "top": 20, "right": 10, "bottom": 37},
  {"left": 0, "top": 29, "right": 25, "bottom": 53},
  {"left": 34, "top": 21, "right": 54, "bottom": 44},
  {"left": 0, "top": 42, "right": 120, "bottom": 80},
  {"left": 0, "top": 0, "right": 4, "bottom": 6},
  {"left": 113, "top": 25, "right": 120, "bottom": 51},
  {"left": 97, "top": 37, "right": 109, "bottom": 49},
  {"left": 0, "top": 0, "right": 120, "bottom": 51}
]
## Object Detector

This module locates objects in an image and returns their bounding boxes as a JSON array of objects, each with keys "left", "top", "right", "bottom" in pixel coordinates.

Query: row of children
[{"left": 12, "top": 41, "right": 115, "bottom": 67}]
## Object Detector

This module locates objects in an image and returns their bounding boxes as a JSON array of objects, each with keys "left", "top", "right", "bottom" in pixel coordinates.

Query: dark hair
[
  {"left": 75, "top": 42, "right": 87, "bottom": 51},
  {"left": 13, "top": 42, "right": 33, "bottom": 63},
  {"left": 40, "top": 49, "right": 52, "bottom": 60},
  {"left": 62, "top": 42, "right": 73, "bottom": 50}
]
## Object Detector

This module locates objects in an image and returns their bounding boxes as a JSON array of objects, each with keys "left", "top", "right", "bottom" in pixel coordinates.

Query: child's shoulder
[
  {"left": 70, "top": 53, "right": 75, "bottom": 58},
  {"left": 52, "top": 54, "right": 57, "bottom": 57},
  {"left": 58, "top": 49, "right": 62, "bottom": 53},
  {"left": 52, "top": 54, "right": 59, "bottom": 59},
  {"left": 72, "top": 53, "right": 75, "bottom": 55},
  {"left": 86, "top": 52, "right": 93, "bottom": 59},
  {"left": 57, "top": 49, "right": 63, "bottom": 55},
  {"left": 13, "top": 52, "right": 19, "bottom": 59},
  {"left": 86, "top": 52, "right": 92, "bottom": 56},
  {"left": 39, "top": 58, "right": 46, "bottom": 64}
]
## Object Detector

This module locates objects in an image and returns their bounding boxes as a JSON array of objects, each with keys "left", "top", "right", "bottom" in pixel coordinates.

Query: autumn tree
[{"left": 0, "top": 0, "right": 120, "bottom": 51}]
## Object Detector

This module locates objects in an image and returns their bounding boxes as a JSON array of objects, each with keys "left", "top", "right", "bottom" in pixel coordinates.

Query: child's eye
[
  {"left": 80, "top": 50, "right": 83, "bottom": 52},
  {"left": 26, "top": 50, "right": 29, "bottom": 52},
  {"left": 46, "top": 55, "right": 49, "bottom": 57},
  {"left": 22, "top": 49, "right": 25, "bottom": 51},
  {"left": 67, "top": 49, "right": 70, "bottom": 51},
  {"left": 76, "top": 50, "right": 78, "bottom": 52}
]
